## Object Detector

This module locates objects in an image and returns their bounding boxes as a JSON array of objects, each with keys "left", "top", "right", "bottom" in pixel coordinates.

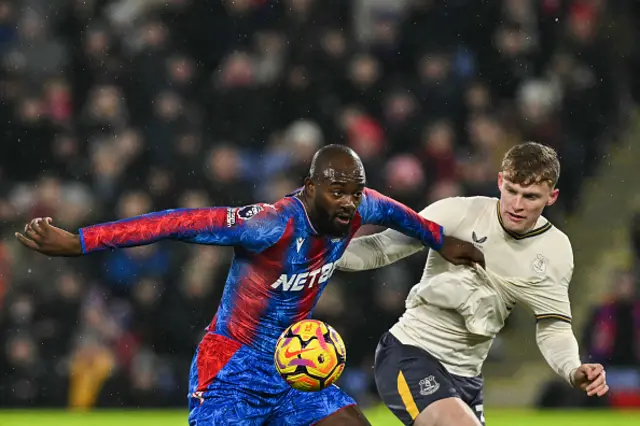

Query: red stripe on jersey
[
  {"left": 308, "top": 235, "right": 329, "bottom": 270},
  {"left": 226, "top": 219, "right": 295, "bottom": 345},
  {"left": 195, "top": 333, "right": 241, "bottom": 392}
]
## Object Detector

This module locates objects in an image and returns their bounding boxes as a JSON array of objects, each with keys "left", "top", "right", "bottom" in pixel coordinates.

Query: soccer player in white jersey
[{"left": 337, "top": 142, "right": 609, "bottom": 426}]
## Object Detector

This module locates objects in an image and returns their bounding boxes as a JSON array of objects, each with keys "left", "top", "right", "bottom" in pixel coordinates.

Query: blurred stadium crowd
[{"left": 1, "top": 0, "right": 639, "bottom": 410}]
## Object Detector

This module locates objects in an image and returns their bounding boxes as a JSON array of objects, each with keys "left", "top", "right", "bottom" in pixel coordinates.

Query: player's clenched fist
[
  {"left": 15, "top": 217, "right": 83, "bottom": 257},
  {"left": 572, "top": 363, "right": 609, "bottom": 397},
  {"left": 436, "top": 236, "right": 485, "bottom": 269}
]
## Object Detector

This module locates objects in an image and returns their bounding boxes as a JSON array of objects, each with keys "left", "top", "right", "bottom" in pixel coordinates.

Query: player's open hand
[
  {"left": 572, "top": 363, "right": 609, "bottom": 397},
  {"left": 437, "top": 236, "right": 485, "bottom": 269},
  {"left": 15, "top": 217, "right": 83, "bottom": 257}
]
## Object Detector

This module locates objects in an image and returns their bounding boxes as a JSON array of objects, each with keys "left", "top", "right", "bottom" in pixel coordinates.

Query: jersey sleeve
[
  {"left": 338, "top": 196, "right": 470, "bottom": 271},
  {"left": 357, "top": 188, "right": 444, "bottom": 250},
  {"left": 536, "top": 318, "right": 582, "bottom": 384},
  {"left": 79, "top": 203, "right": 286, "bottom": 255},
  {"left": 337, "top": 229, "right": 423, "bottom": 271}
]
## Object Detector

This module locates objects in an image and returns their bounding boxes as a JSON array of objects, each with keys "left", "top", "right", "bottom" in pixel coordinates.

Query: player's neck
[{"left": 296, "top": 191, "right": 322, "bottom": 233}]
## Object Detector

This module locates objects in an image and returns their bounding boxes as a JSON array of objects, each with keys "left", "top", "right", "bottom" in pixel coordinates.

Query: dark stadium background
[{"left": 1, "top": 0, "right": 640, "bottom": 422}]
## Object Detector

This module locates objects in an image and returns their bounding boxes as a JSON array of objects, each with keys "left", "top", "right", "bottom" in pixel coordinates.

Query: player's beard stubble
[{"left": 315, "top": 205, "right": 351, "bottom": 238}]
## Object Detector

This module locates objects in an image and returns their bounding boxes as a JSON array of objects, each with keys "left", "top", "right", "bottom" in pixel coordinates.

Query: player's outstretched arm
[
  {"left": 355, "top": 189, "right": 485, "bottom": 268},
  {"left": 16, "top": 204, "right": 285, "bottom": 256},
  {"left": 528, "top": 247, "right": 608, "bottom": 398},
  {"left": 337, "top": 229, "right": 422, "bottom": 271}
]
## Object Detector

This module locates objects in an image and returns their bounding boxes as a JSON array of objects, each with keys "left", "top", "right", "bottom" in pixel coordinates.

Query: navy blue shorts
[{"left": 374, "top": 332, "right": 485, "bottom": 425}]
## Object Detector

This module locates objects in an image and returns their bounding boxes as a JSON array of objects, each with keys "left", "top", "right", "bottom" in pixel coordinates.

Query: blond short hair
[{"left": 501, "top": 142, "right": 560, "bottom": 187}]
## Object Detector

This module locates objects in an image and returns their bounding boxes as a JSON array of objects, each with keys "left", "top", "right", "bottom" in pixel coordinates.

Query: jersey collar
[{"left": 496, "top": 201, "right": 552, "bottom": 240}]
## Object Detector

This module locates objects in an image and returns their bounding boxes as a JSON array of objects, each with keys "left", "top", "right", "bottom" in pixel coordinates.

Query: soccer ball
[{"left": 274, "top": 319, "right": 346, "bottom": 392}]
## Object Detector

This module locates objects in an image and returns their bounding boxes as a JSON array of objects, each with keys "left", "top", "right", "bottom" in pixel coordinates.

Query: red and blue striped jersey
[{"left": 79, "top": 188, "right": 443, "bottom": 356}]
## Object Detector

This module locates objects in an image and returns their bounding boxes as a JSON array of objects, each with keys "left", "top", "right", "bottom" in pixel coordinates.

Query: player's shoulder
[
  {"left": 231, "top": 200, "right": 292, "bottom": 245},
  {"left": 538, "top": 217, "right": 573, "bottom": 258},
  {"left": 356, "top": 187, "right": 393, "bottom": 218},
  {"left": 361, "top": 187, "right": 386, "bottom": 203},
  {"left": 363, "top": 187, "right": 377, "bottom": 196},
  {"left": 231, "top": 202, "right": 281, "bottom": 222},
  {"left": 235, "top": 203, "right": 276, "bottom": 219}
]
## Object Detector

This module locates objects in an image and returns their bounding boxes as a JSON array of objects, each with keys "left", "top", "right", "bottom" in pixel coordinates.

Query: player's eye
[
  {"left": 332, "top": 191, "right": 342, "bottom": 198},
  {"left": 354, "top": 191, "right": 363, "bottom": 198}
]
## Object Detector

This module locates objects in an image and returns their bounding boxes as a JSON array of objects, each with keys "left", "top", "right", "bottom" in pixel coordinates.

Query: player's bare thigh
[
  {"left": 314, "top": 405, "right": 372, "bottom": 426},
  {"left": 413, "top": 397, "right": 481, "bottom": 426}
]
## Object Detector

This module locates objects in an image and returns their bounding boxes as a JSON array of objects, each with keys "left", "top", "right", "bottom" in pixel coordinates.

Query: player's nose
[
  {"left": 340, "top": 196, "right": 357, "bottom": 211},
  {"left": 512, "top": 196, "right": 524, "bottom": 210}
]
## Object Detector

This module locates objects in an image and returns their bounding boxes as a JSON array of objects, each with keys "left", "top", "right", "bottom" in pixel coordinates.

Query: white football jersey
[{"left": 340, "top": 196, "right": 575, "bottom": 378}]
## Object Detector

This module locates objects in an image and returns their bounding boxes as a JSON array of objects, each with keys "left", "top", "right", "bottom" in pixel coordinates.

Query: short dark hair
[{"left": 501, "top": 142, "right": 560, "bottom": 187}]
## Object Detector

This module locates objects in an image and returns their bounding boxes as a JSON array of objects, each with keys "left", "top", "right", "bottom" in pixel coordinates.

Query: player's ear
[
  {"left": 497, "top": 172, "right": 504, "bottom": 190},
  {"left": 546, "top": 187, "right": 559, "bottom": 206},
  {"left": 304, "top": 177, "right": 315, "bottom": 196}
]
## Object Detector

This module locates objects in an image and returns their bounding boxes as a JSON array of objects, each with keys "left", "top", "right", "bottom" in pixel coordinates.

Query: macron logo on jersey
[{"left": 271, "top": 262, "right": 336, "bottom": 291}]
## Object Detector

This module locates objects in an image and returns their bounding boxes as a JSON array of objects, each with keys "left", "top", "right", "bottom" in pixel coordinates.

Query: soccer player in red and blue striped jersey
[{"left": 16, "top": 145, "right": 483, "bottom": 425}]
